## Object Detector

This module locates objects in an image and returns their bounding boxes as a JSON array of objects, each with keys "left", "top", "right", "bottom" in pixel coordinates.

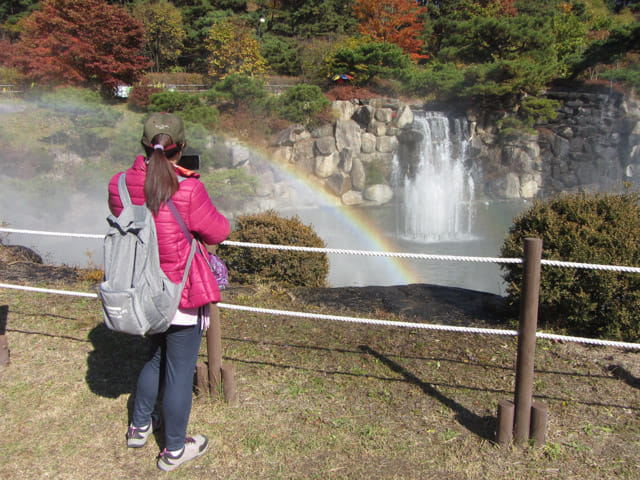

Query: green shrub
[
  {"left": 600, "top": 62, "right": 640, "bottom": 90},
  {"left": 272, "top": 84, "right": 331, "bottom": 127},
  {"left": 500, "top": 191, "right": 640, "bottom": 341},
  {"left": 218, "top": 210, "right": 329, "bottom": 287},
  {"left": 205, "top": 74, "right": 268, "bottom": 112},
  {"left": 35, "top": 87, "right": 123, "bottom": 156},
  {"left": 180, "top": 104, "right": 219, "bottom": 129},
  {"left": 518, "top": 96, "right": 559, "bottom": 127},
  {"left": 148, "top": 91, "right": 202, "bottom": 113},
  {"left": 148, "top": 91, "right": 219, "bottom": 129}
]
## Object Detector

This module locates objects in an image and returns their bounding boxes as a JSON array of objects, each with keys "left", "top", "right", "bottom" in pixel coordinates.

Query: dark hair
[{"left": 143, "top": 133, "right": 181, "bottom": 215}]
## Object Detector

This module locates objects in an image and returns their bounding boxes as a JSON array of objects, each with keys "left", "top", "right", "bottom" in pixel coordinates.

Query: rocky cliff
[
  {"left": 217, "top": 88, "right": 640, "bottom": 215},
  {"left": 471, "top": 87, "right": 640, "bottom": 199}
]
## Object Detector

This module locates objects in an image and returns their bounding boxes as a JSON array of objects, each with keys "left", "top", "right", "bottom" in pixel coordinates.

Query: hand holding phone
[{"left": 177, "top": 154, "right": 200, "bottom": 171}]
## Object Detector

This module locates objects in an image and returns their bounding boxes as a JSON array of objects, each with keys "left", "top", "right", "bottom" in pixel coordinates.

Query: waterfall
[{"left": 394, "top": 112, "right": 476, "bottom": 242}]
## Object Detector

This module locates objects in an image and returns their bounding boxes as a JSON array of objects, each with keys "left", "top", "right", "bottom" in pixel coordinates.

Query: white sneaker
[
  {"left": 126, "top": 423, "right": 152, "bottom": 448},
  {"left": 157, "top": 435, "right": 209, "bottom": 472}
]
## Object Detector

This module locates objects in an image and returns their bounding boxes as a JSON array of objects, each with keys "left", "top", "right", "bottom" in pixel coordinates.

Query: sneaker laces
[{"left": 128, "top": 425, "right": 146, "bottom": 437}]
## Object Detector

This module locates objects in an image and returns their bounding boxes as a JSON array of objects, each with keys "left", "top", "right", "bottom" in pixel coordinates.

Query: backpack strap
[
  {"left": 166, "top": 198, "right": 199, "bottom": 287},
  {"left": 167, "top": 199, "right": 192, "bottom": 241},
  {"left": 167, "top": 199, "right": 211, "bottom": 271},
  {"left": 117, "top": 172, "right": 133, "bottom": 208}
]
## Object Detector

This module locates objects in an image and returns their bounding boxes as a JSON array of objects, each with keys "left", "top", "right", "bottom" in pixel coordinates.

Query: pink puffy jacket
[{"left": 108, "top": 155, "right": 230, "bottom": 308}]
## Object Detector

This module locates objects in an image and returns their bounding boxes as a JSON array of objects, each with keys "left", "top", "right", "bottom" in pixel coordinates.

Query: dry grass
[{"left": 0, "top": 279, "right": 639, "bottom": 480}]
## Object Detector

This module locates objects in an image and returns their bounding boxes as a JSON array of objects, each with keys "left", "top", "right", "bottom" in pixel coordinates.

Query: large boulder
[
  {"left": 315, "top": 152, "right": 340, "bottom": 178},
  {"left": 326, "top": 172, "right": 351, "bottom": 196},
  {"left": 350, "top": 157, "right": 366, "bottom": 191},
  {"left": 273, "top": 124, "right": 310, "bottom": 146},
  {"left": 335, "top": 119, "right": 362, "bottom": 153},
  {"left": 396, "top": 104, "right": 414, "bottom": 129},
  {"left": 363, "top": 184, "right": 393, "bottom": 203},
  {"left": 333, "top": 100, "right": 358, "bottom": 121}
]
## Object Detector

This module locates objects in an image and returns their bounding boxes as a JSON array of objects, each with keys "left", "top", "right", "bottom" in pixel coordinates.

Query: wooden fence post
[
  {"left": 0, "top": 305, "right": 9, "bottom": 367},
  {"left": 530, "top": 401, "right": 548, "bottom": 445},
  {"left": 496, "top": 399, "right": 514, "bottom": 445},
  {"left": 513, "top": 238, "right": 543, "bottom": 445},
  {"left": 207, "top": 304, "right": 223, "bottom": 395}
]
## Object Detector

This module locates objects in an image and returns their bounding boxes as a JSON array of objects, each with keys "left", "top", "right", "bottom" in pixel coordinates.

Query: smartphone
[{"left": 178, "top": 154, "right": 200, "bottom": 171}]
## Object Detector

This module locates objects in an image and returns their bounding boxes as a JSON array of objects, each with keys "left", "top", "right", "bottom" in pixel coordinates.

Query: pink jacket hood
[{"left": 108, "top": 155, "right": 230, "bottom": 307}]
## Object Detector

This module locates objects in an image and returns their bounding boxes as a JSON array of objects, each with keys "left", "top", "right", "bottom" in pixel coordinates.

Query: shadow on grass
[
  {"left": 86, "top": 322, "right": 149, "bottom": 399},
  {"left": 358, "top": 344, "right": 497, "bottom": 441},
  {"left": 223, "top": 335, "right": 619, "bottom": 380},
  {"left": 608, "top": 364, "right": 640, "bottom": 390}
]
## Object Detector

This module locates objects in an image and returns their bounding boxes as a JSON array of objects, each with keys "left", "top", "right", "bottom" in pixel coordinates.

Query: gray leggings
[{"left": 132, "top": 320, "right": 202, "bottom": 451}]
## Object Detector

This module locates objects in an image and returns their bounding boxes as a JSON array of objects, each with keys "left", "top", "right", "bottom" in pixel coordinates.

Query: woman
[{"left": 108, "top": 112, "right": 230, "bottom": 472}]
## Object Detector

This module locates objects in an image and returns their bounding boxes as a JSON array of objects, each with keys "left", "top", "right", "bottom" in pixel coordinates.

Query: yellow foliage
[{"left": 205, "top": 18, "right": 267, "bottom": 79}]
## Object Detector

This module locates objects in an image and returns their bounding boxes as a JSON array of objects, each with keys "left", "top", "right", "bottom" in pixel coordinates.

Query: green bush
[
  {"left": 180, "top": 104, "right": 219, "bottom": 129},
  {"left": 500, "top": 191, "right": 640, "bottom": 341},
  {"left": 218, "top": 210, "right": 329, "bottom": 287},
  {"left": 518, "top": 96, "right": 560, "bottom": 127},
  {"left": 35, "top": 87, "right": 123, "bottom": 156},
  {"left": 148, "top": 91, "right": 219, "bottom": 129},
  {"left": 206, "top": 74, "right": 268, "bottom": 112},
  {"left": 271, "top": 84, "right": 331, "bottom": 127},
  {"left": 148, "top": 91, "right": 202, "bottom": 113}
]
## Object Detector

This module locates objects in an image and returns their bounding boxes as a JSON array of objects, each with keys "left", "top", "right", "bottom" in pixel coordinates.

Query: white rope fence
[
  {"left": 4, "top": 227, "right": 640, "bottom": 273},
  {"left": 1, "top": 227, "right": 640, "bottom": 351}
]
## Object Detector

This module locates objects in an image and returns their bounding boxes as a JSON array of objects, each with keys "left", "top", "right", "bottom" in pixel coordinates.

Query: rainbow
[{"left": 262, "top": 156, "right": 420, "bottom": 286}]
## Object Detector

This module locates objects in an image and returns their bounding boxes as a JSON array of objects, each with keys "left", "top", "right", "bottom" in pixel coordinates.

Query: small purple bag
[{"left": 208, "top": 252, "right": 228, "bottom": 290}]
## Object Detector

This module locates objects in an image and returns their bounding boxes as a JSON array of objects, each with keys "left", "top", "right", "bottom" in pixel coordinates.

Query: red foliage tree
[
  {"left": 9, "top": 0, "right": 151, "bottom": 89},
  {"left": 353, "top": 0, "right": 428, "bottom": 61}
]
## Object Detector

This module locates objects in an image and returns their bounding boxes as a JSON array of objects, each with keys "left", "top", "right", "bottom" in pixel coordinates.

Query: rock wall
[
  {"left": 271, "top": 98, "right": 415, "bottom": 205},
  {"left": 249, "top": 88, "right": 640, "bottom": 211},
  {"left": 470, "top": 87, "right": 640, "bottom": 199}
]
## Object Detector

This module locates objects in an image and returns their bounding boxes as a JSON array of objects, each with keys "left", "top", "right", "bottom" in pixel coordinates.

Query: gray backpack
[{"left": 99, "top": 173, "right": 196, "bottom": 336}]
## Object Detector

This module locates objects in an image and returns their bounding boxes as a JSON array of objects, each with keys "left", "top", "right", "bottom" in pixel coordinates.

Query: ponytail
[{"left": 143, "top": 133, "right": 180, "bottom": 215}]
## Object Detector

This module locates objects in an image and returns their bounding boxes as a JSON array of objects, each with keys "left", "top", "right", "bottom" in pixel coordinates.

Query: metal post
[
  {"left": 258, "top": 15, "right": 265, "bottom": 43},
  {"left": 513, "top": 238, "right": 543, "bottom": 444}
]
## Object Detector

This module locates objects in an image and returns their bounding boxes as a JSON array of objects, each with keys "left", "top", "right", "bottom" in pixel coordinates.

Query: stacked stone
[{"left": 272, "top": 98, "right": 415, "bottom": 205}]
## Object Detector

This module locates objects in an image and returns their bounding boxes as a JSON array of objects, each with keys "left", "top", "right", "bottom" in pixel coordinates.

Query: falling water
[{"left": 394, "top": 111, "right": 476, "bottom": 242}]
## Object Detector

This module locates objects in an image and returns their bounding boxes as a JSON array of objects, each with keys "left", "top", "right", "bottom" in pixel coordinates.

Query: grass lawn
[{"left": 0, "top": 278, "right": 639, "bottom": 479}]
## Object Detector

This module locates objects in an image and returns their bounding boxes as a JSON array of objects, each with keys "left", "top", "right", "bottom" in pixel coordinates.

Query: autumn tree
[
  {"left": 9, "top": 0, "right": 150, "bottom": 90},
  {"left": 130, "top": 1, "right": 186, "bottom": 72},
  {"left": 205, "top": 17, "right": 267, "bottom": 79},
  {"left": 352, "top": 0, "right": 428, "bottom": 61}
]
